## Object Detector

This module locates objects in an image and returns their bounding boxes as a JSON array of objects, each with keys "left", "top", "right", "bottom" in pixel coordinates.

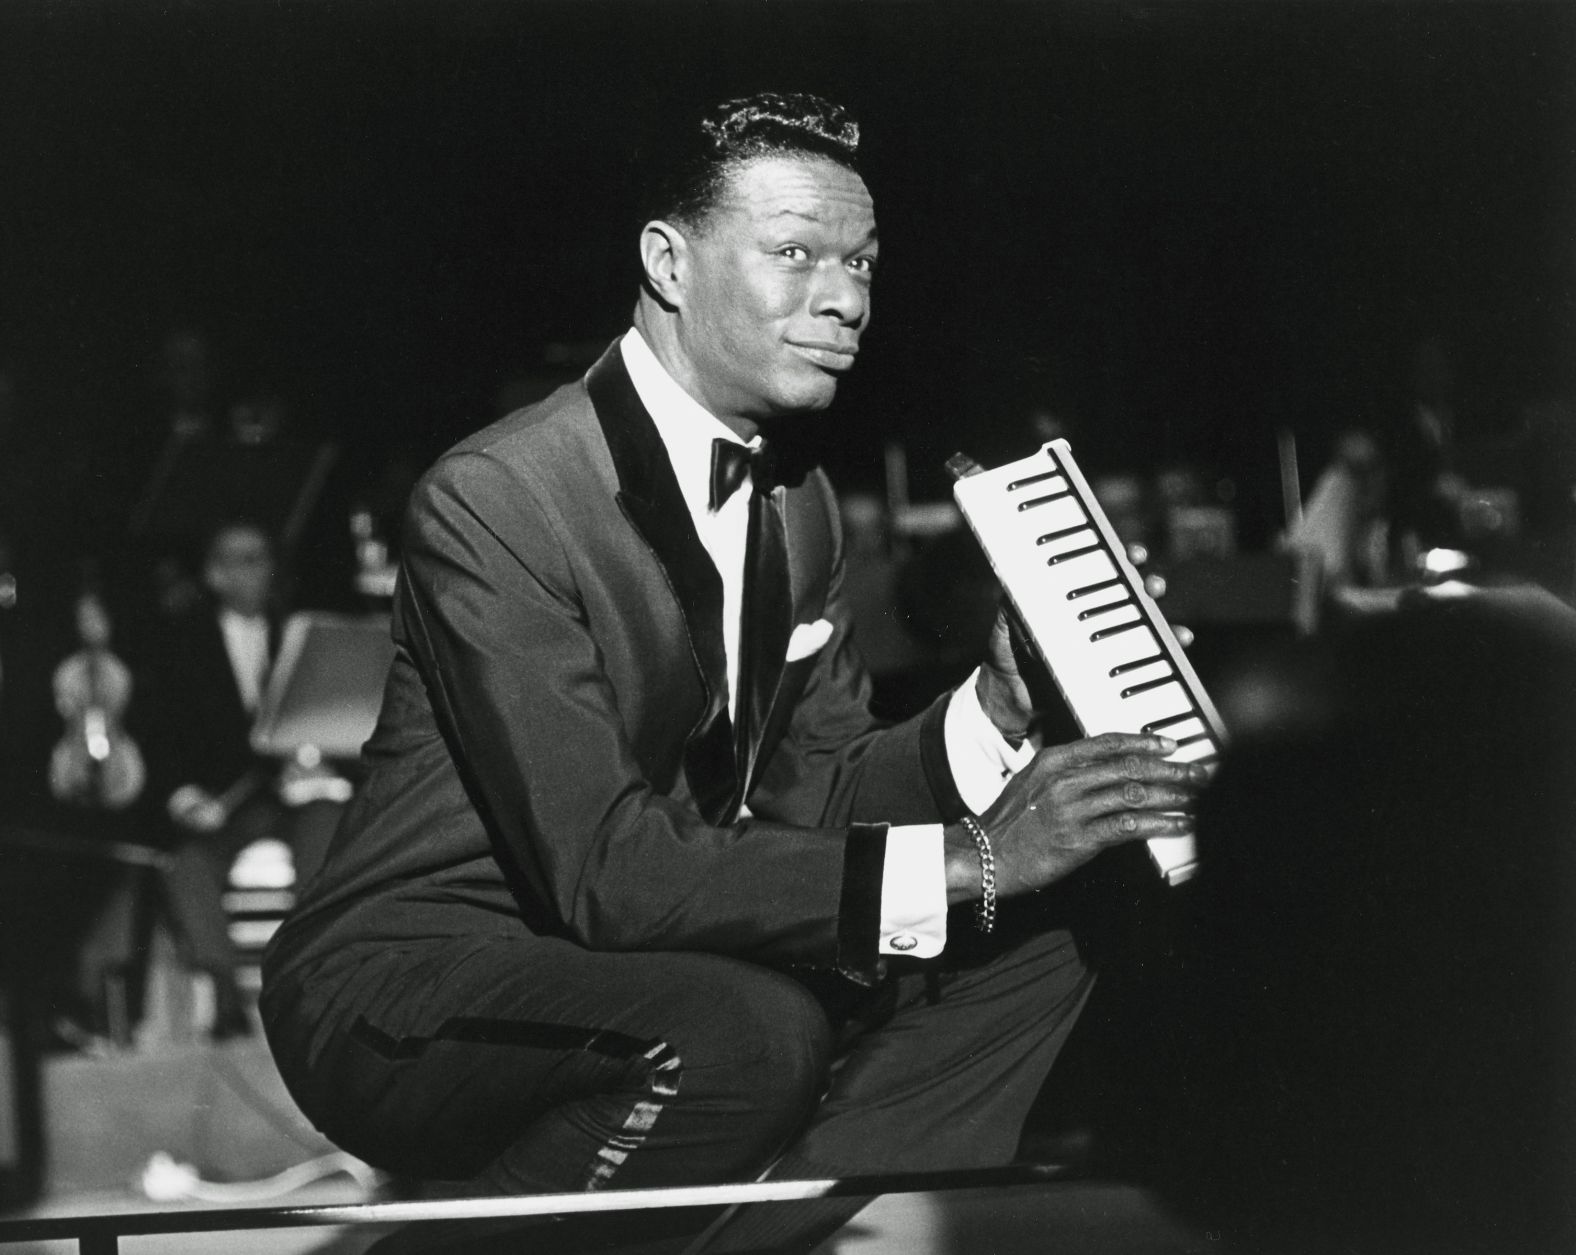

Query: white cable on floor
[{"left": 140, "top": 1149, "right": 381, "bottom": 1204}]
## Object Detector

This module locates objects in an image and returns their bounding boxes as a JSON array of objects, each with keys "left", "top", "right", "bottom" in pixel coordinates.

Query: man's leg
[
  {"left": 66, "top": 865, "right": 145, "bottom": 1044},
  {"left": 692, "top": 925, "right": 1094, "bottom": 1254},
  {"left": 281, "top": 797, "right": 342, "bottom": 890},
  {"left": 280, "top": 938, "right": 836, "bottom": 1198},
  {"left": 158, "top": 804, "right": 276, "bottom": 1036}
]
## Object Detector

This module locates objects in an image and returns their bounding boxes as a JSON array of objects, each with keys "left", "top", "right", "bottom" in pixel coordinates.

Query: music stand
[{"left": 250, "top": 612, "right": 395, "bottom": 762}]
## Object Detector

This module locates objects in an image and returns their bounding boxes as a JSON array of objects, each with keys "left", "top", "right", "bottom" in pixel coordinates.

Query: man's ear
[{"left": 639, "top": 219, "right": 690, "bottom": 308}]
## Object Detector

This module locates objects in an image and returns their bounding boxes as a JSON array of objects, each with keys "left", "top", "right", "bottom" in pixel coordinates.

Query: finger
[
  {"left": 1062, "top": 752, "right": 1213, "bottom": 796},
  {"left": 1005, "top": 610, "right": 1035, "bottom": 663},
  {"left": 1047, "top": 732, "right": 1180, "bottom": 769},
  {"left": 1093, "top": 809, "right": 1196, "bottom": 846},
  {"left": 1081, "top": 778, "right": 1201, "bottom": 817},
  {"left": 1040, "top": 731, "right": 1197, "bottom": 778},
  {"left": 1038, "top": 761, "right": 1206, "bottom": 816}
]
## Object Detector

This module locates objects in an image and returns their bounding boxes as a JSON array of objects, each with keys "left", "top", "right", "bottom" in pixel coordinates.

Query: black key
[
  {"left": 1016, "top": 488, "right": 1073, "bottom": 511},
  {"left": 1143, "top": 712, "right": 1198, "bottom": 733},
  {"left": 1090, "top": 619, "right": 1145, "bottom": 641},
  {"left": 1120, "top": 675, "right": 1178, "bottom": 699},
  {"left": 1067, "top": 576, "right": 1122, "bottom": 600},
  {"left": 1047, "top": 542, "right": 1101, "bottom": 566},
  {"left": 1036, "top": 523, "right": 1090, "bottom": 545},
  {"left": 1078, "top": 598, "right": 1135, "bottom": 622}
]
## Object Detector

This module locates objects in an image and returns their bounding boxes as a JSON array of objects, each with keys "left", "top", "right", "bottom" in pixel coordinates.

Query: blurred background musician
[{"left": 139, "top": 518, "right": 342, "bottom": 1039}]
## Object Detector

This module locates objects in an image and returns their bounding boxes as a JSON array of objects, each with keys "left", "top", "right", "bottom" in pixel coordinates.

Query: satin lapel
[
  {"left": 738, "top": 485, "right": 794, "bottom": 802},
  {"left": 584, "top": 344, "right": 739, "bottom": 824}
]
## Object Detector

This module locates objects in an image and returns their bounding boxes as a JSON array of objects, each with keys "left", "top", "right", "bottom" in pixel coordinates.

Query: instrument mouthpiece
[{"left": 945, "top": 452, "right": 983, "bottom": 481}]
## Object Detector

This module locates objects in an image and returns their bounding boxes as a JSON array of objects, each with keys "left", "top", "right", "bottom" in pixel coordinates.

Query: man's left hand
[{"left": 977, "top": 605, "right": 1035, "bottom": 744}]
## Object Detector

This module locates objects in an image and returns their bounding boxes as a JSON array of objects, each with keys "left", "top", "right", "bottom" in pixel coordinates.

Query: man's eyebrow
[
  {"left": 765, "top": 208, "right": 880, "bottom": 243},
  {"left": 766, "top": 207, "right": 877, "bottom": 228}
]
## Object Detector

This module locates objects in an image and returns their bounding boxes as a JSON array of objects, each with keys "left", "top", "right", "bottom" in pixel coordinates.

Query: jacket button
[{"left": 889, "top": 933, "right": 918, "bottom": 952}]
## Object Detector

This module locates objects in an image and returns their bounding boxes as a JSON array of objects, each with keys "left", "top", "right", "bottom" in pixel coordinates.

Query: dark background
[{"left": 3, "top": 1, "right": 1573, "bottom": 545}]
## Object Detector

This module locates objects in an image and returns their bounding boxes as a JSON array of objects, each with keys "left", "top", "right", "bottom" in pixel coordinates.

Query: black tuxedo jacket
[
  {"left": 143, "top": 600, "right": 276, "bottom": 807},
  {"left": 265, "top": 343, "right": 967, "bottom": 998}
]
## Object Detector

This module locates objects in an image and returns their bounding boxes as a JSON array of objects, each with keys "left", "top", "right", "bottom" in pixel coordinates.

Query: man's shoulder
[
  {"left": 452, "top": 374, "right": 601, "bottom": 463},
  {"left": 420, "top": 371, "right": 612, "bottom": 500}
]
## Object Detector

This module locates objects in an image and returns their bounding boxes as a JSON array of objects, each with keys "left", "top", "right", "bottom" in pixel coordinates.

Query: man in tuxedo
[
  {"left": 262, "top": 93, "right": 1204, "bottom": 1251},
  {"left": 146, "top": 520, "right": 338, "bottom": 1038}
]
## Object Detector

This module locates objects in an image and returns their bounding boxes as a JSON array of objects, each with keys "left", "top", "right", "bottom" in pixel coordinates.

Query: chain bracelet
[{"left": 960, "top": 814, "right": 995, "bottom": 934}]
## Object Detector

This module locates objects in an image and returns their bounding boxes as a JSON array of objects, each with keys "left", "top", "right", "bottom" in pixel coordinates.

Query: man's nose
[{"left": 810, "top": 262, "right": 868, "bottom": 328}]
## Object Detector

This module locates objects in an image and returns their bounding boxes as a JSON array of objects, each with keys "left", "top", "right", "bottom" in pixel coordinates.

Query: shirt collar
[
  {"left": 619, "top": 328, "right": 757, "bottom": 518},
  {"left": 218, "top": 607, "right": 268, "bottom": 632}
]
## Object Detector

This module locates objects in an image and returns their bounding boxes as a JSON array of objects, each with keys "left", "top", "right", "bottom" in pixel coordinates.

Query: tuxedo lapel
[
  {"left": 194, "top": 607, "right": 257, "bottom": 745},
  {"left": 584, "top": 343, "right": 740, "bottom": 824}
]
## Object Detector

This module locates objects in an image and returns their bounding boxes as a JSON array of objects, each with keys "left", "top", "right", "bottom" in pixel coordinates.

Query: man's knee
[
  {"left": 475, "top": 960, "right": 837, "bottom": 1192},
  {"left": 668, "top": 962, "right": 834, "bottom": 1162}
]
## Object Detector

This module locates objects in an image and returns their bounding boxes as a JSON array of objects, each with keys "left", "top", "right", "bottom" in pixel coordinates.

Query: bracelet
[{"left": 960, "top": 814, "right": 996, "bottom": 934}]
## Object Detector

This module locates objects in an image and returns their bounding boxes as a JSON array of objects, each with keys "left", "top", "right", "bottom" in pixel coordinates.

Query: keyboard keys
[{"left": 953, "top": 439, "right": 1230, "bottom": 886}]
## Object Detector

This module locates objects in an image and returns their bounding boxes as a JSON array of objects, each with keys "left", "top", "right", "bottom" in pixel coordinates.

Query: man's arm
[{"left": 399, "top": 451, "right": 883, "bottom": 973}]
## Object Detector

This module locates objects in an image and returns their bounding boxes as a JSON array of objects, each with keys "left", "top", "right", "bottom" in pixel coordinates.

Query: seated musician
[
  {"left": 142, "top": 519, "right": 343, "bottom": 1039},
  {"left": 261, "top": 93, "right": 1207, "bottom": 1253}
]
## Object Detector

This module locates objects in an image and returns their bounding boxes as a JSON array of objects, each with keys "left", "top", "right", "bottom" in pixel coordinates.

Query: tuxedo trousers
[{"left": 270, "top": 920, "right": 1092, "bottom": 1253}]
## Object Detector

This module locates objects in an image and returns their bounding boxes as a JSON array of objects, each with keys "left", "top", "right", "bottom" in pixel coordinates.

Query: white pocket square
[{"left": 785, "top": 618, "right": 834, "bottom": 663}]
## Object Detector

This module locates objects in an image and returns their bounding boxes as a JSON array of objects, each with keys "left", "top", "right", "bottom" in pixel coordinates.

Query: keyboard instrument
[{"left": 949, "top": 441, "right": 1226, "bottom": 884}]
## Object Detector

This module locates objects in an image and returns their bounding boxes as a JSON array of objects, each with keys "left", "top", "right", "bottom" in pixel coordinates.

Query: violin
[{"left": 48, "top": 590, "right": 146, "bottom": 810}]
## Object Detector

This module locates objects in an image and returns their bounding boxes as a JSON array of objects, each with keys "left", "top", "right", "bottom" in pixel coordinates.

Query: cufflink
[{"left": 889, "top": 933, "right": 918, "bottom": 952}]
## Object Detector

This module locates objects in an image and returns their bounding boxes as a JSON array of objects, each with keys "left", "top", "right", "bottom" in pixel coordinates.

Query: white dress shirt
[
  {"left": 621, "top": 329, "right": 1031, "bottom": 957},
  {"left": 218, "top": 607, "right": 271, "bottom": 714}
]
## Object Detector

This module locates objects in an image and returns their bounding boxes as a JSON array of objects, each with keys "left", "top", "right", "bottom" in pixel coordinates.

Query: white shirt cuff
[
  {"left": 944, "top": 667, "right": 1036, "bottom": 815},
  {"left": 878, "top": 823, "right": 947, "bottom": 958}
]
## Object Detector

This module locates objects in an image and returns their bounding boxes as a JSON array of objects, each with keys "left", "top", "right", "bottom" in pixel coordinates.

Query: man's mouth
[{"left": 789, "top": 342, "right": 859, "bottom": 371}]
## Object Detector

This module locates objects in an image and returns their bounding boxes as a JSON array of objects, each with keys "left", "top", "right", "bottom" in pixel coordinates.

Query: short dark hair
[{"left": 641, "top": 92, "right": 862, "bottom": 231}]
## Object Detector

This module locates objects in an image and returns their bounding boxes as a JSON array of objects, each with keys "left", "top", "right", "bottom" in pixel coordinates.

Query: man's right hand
[{"left": 944, "top": 733, "right": 1208, "bottom": 903}]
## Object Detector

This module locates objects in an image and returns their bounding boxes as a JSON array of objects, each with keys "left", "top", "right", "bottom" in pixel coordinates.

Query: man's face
[
  {"left": 204, "top": 526, "right": 274, "bottom": 616},
  {"left": 675, "top": 156, "right": 878, "bottom": 426}
]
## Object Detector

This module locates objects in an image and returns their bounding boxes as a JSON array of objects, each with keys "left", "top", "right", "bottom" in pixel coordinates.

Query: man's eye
[
  {"left": 849, "top": 255, "right": 877, "bottom": 276},
  {"left": 778, "top": 245, "right": 810, "bottom": 261}
]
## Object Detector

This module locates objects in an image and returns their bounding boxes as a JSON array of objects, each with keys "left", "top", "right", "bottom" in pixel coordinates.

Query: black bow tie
[{"left": 709, "top": 439, "right": 777, "bottom": 512}]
